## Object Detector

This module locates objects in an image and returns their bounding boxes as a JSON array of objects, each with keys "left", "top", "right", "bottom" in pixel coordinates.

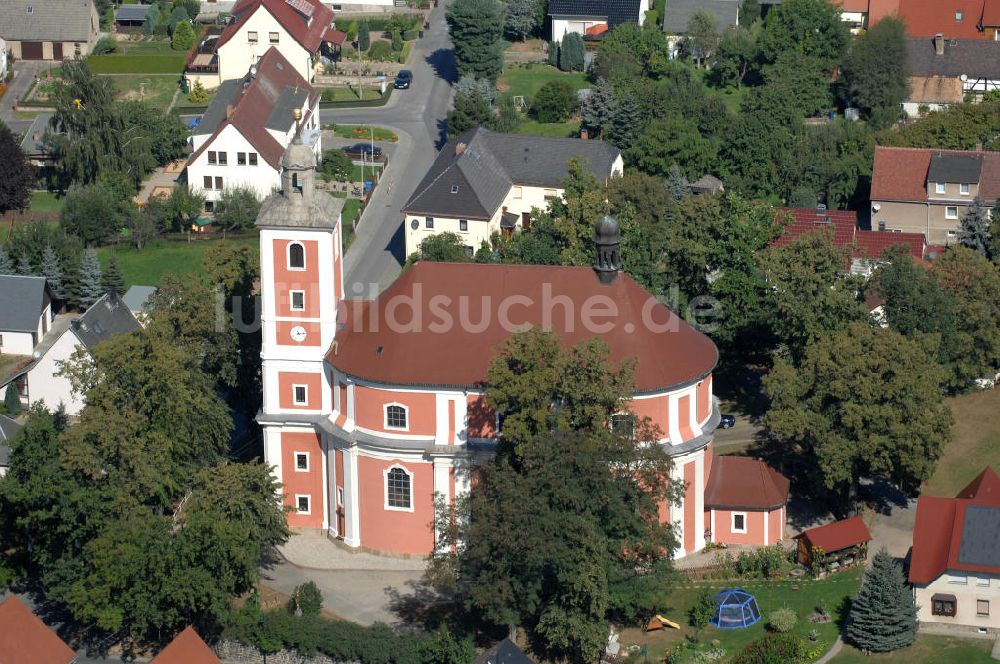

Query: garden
[
  {"left": 331, "top": 14, "right": 424, "bottom": 66},
  {"left": 96, "top": 234, "right": 258, "bottom": 288}
]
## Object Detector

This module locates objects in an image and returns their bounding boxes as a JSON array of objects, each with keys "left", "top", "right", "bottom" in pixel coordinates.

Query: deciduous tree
[
  {"left": 417, "top": 232, "right": 472, "bottom": 262},
  {"left": 214, "top": 186, "right": 262, "bottom": 230},
  {"left": 0, "top": 123, "right": 35, "bottom": 214},
  {"left": 531, "top": 79, "right": 578, "bottom": 122},
  {"left": 839, "top": 17, "right": 909, "bottom": 119},
  {"left": 764, "top": 322, "right": 952, "bottom": 511},
  {"left": 711, "top": 26, "right": 756, "bottom": 89},
  {"left": 759, "top": 0, "right": 850, "bottom": 65}
]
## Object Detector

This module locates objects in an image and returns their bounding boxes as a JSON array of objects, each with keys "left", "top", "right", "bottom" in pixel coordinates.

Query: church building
[{"left": 256, "top": 139, "right": 788, "bottom": 557}]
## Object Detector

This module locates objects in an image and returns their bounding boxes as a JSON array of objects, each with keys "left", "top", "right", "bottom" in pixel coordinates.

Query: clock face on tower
[{"left": 290, "top": 325, "right": 307, "bottom": 343}]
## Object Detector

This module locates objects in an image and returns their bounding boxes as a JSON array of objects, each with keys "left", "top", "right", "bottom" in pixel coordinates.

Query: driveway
[
  {"left": 2, "top": 61, "right": 50, "bottom": 137},
  {"left": 319, "top": 1, "right": 457, "bottom": 296}
]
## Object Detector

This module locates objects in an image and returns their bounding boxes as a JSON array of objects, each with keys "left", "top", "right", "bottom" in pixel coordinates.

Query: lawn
[
  {"left": 831, "top": 634, "right": 996, "bottom": 663},
  {"left": 29, "top": 191, "right": 63, "bottom": 214},
  {"left": 87, "top": 53, "right": 187, "bottom": 74},
  {"left": 618, "top": 568, "right": 863, "bottom": 662},
  {"left": 330, "top": 193, "right": 361, "bottom": 251},
  {"left": 96, "top": 235, "right": 258, "bottom": 289},
  {"left": 924, "top": 389, "right": 1000, "bottom": 497},
  {"left": 513, "top": 119, "right": 581, "bottom": 138},
  {"left": 320, "top": 87, "right": 383, "bottom": 102},
  {"left": 498, "top": 64, "right": 589, "bottom": 102},
  {"left": 350, "top": 163, "right": 383, "bottom": 183},
  {"left": 329, "top": 125, "right": 398, "bottom": 142},
  {"left": 115, "top": 38, "right": 177, "bottom": 55},
  {"left": 103, "top": 74, "right": 179, "bottom": 107}
]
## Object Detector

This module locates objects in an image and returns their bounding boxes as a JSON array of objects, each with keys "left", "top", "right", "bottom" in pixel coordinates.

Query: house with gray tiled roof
[
  {"left": 0, "top": 0, "right": 99, "bottom": 60},
  {"left": 0, "top": 275, "right": 53, "bottom": 356},
  {"left": 549, "top": 0, "right": 651, "bottom": 41},
  {"left": 0, "top": 292, "right": 140, "bottom": 416},
  {"left": 0, "top": 415, "right": 21, "bottom": 477},
  {"left": 402, "top": 127, "right": 623, "bottom": 257},
  {"left": 903, "top": 35, "right": 1000, "bottom": 117}
]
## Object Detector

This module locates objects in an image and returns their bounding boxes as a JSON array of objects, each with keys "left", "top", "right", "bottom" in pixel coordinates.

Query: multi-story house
[
  {"left": 0, "top": 275, "right": 52, "bottom": 357},
  {"left": 904, "top": 35, "right": 1000, "bottom": 117},
  {"left": 910, "top": 467, "right": 1000, "bottom": 630},
  {"left": 185, "top": 0, "right": 345, "bottom": 90},
  {"left": 257, "top": 139, "right": 788, "bottom": 558},
  {"left": 185, "top": 47, "right": 321, "bottom": 208},
  {"left": 871, "top": 146, "right": 1000, "bottom": 245},
  {"left": 549, "top": 0, "right": 650, "bottom": 41},
  {"left": 402, "top": 127, "right": 623, "bottom": 259}
]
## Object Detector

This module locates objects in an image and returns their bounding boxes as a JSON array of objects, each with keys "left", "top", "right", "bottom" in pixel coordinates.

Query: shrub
[
  {"left": 92, "top": 35, "right": 119, "bottom": 55},
  {"left": 172, "top": 19, "right": 196, "bottom": 51},
  {"left": 731, "top": 633, "right": 806, "bottom": 664},
  {"left": 320, "top": 149, "right": 353, "bottom": 181},
  {"left": 367, "top": 40, "right": 393, "bottom": 61},
  {"left": 531, "top": 79, "right": 578, "bottom": 122},
  {"left": 688, "top": 590, "right": 716, "bottom": 634},
  {"left": 3, "top": 384, "right": 21, "bottom": 415},
  {"left": 767, "top": 607, "right": 797, "bottom": 633},
  {"left": 289, "top": 582, "right": 323, "bottom": 617},
  {"left": 188, "top": 79, "right": 210, "bottom": 104},
  {"left": 402, "top": 29, "right": 418, "bottom": 40}
]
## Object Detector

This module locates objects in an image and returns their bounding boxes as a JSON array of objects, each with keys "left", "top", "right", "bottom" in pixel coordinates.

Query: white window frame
[
  {"left": 384, "top": 402, "right": 408, "bottom": 431},
  {"left": 961, "top": 183, "right": 970, "bottom": 195},
  {"left": 295, "top": 494, "right": 311, "bottom": 514},
  {"left": 294, "top": 451, "right": 309, "bottom": 472},
  {"left": 732, "top": 512, "right": 747, "bottom": 534},
  {"left": 459, "top": 219, "right": 468, "bottom": 232},
  {"left": 287, "top": 242, "right": 306, "bottom": 271},
  {"left": 384, "top": 465, "right": 414, "bottom": 512},
  {"left": 293, "top": 384, "right": 308, "bottom": 406},
  {"left": 949, "top": 573, "right": 968, "bottom": 584},
  {"left": 977, "top": 576, "right": 991, "bottom": 587},
  {"left": 512, "top": 186, "right": 523, "bottom": 199},
  {"left": 248, "top": 30, "right": 258, "bottom": 42},
  {"left": 269, "top": 31, "right": 279, "bottom": 43},
  {"left": 978, "top": 599, "right": 990, "bottom": 616},
  {"left": 946, "top": 206, "right": 959, "bottom": 219},
  {"left": 290, "top": 289, "right": 306, "bottom": 311},
  {"left": 935, "top": 182, "right": 945, "bottom": 194}
]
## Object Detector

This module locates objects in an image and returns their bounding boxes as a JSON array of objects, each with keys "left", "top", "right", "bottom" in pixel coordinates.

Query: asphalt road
[{"left": 319, "top": 3, "right": 457, "bottom": 297}]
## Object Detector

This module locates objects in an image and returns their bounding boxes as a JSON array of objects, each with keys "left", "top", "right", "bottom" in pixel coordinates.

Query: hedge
[
  {"left": 318, "top": 90, "right": 392, "bottom": 109},
  {"left": 86, "top": 54, "right": 187, "bottom": 74}
]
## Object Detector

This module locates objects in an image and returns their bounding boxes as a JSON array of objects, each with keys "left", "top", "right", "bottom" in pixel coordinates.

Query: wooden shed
[{"left": 796, "top": 516, "right": 872, "bottom": 568}]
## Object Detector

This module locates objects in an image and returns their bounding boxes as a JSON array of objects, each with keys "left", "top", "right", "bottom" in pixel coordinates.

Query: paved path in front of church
[{"left": 260, "top": 531, "right": 427, "bottom": 626}]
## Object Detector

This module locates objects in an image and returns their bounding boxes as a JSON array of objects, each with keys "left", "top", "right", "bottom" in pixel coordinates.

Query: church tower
[{"left": 256, "top": 120, "right": 344, "bottom": 530}]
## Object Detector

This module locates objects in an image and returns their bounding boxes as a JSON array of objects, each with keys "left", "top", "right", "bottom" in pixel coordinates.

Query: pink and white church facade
[{"left": 256, "top": 141, "right": 788, "bottom": 557}]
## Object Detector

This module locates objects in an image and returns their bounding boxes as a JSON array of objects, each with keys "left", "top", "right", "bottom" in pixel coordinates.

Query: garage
[
  {"left": 52, "top": 43, "right": 63, "bottom": 60},
  {"left": 20, "top": 41, "right": 44, "bottom": 60}
]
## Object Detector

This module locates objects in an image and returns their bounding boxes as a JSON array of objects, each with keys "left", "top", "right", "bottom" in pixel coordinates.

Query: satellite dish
[
  {"left": 410, "top": 219, "right": 419, "bottom": 230},
  {"left": 960, "top": 74, "right": 968, "bottom": 82},
  {"left": 872, "top": 203, "right": 881, "bottom": 212},
  {"left": 32, "top": 351, "right": 41, "bottom": 359}
]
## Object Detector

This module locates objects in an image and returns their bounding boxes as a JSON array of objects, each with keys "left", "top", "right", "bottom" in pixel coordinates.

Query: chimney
[
  {"left": 580, "top": 128, "right": 589, "bottom": 140},
  {"left": 816, "top": 203, "right": 827, "bottom": 217},
  {"left": 934, "top": 33, "right": 944, "bottom": 55},
  {"left": 593, "top": 214, "right": 621, "bottom": 284},
  {"left": 455, "top": 142, "right": 467, "bottom": 157},
  {"left": 226, "top": 104, "right": 234, "bottom": 119}
]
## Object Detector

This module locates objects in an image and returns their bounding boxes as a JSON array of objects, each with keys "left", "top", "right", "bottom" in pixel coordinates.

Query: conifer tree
[
  {"left": 0, "top": 246, "right": 14, "bottom": 274},
  {"left": 665, "top": 164, "right": 689, "bottom": 202},
  {"left": 3, "top": 384, "right": 20, "bottom": 415},
  {"left": 16, "top": 254, "right": 34, "bottom": 275},
  {"left": 103, "top": 255, "right": 125, "bottom": 296},
  {"left": 78, "top": 248, "right": 104, "bottom": 308},
  {"left": 358, "top": 20, "right": 371, "bottom": 51},
  {"left": 40, "top": 246, "right": 64, "bottom": 299},
  {"left": 845, "top": 548, "right": 917, "bottom": 652},
  {"left": 559, "top": 32, "right": 585, "bottom": 71},
  {"left": 548, "top": 40, "right": 560, "bottom": 66},
  {"left": 958, "top": 196, "right": 991, "bottom": 257}
]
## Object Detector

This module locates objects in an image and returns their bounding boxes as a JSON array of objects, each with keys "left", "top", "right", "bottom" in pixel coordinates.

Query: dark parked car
[
  {"left": 394, "top": 70, "right": 412, "bottom": 89},
  {"left": 719, "top": 414, "right": 736, "bottom": 429},
  {"left": 342, "top": 143, "right": 384, "bottom": 161}
]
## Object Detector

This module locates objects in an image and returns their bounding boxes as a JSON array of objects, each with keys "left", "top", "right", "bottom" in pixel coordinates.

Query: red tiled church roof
[
  {"left": 703, "top": 456, "right": 789, "bottom": 510},
  {"left": 910, "top": 467, "right": 1000, "bottom": 584},
  {"left": 0, "top": 596, "right": 76, "bottom": 664},
  {"left": 151, "top": 626, "right": 221, "bottom": 664},
  {"left": 329, "top": 262, "right": 718, "bottom": 392},
  {"left": 872, "top": 146, "right": 1000, "bottom": 203},
  {"left": 216, "top": 0, "right": 336, "bottom": 52},
  {"left": 188, "top": 47, "right": 317, "bottom": 170},
  {"left": 797, "top": 516, "right": 872, "bottom": 554}
]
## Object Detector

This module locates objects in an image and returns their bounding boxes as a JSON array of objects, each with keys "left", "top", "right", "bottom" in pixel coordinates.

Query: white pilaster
[
  {"left": 342, "top": 445, "right": 361, "bottom": 547},
  {"left": 671, "top": 460, "right": 686, "bottom": 559},
  {"left": 764, "top": 509, "right": 769, "bottom": 546},
  {"left": 320, "top": 434, "right": 329, "bottom": 531},
  {"left": 694, "top": 451, "right": 705, "bottom": 551},
  {"left": 327, "top": 437, "right": 338, "bottom": 538},
  {"left": 432, "top": 458, "right": 452, "bottom": 549},
  {"left": 263, "top": 426, "right": 283, "bottom": 483}
]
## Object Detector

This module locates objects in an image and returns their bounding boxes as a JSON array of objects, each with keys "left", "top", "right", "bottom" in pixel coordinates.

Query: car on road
[
  {"left": 394, "top": 70, "right": 412, "bottom": 89},
  {"left": 719, "top": 414, "right": 736, "bottom": 429},
  {"left": 342, "top": 143, "right": 384, "bottom": 161}
]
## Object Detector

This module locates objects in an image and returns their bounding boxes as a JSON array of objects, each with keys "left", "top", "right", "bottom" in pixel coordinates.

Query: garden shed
[
  {"left": 114, "top": 4, "right": 153, "bottom": 32},
  {"left": 796, "top": 516, "right": 871, "bottom": 568}
]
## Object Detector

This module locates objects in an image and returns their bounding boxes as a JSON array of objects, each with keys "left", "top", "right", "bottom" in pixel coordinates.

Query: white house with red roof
[
  {"left": 910, "top": 467, "right": 1000, "bottom": 629},
  {"left": 185, "top": 0, "right": 345, "bottom": 90},
  {"left": 186, "top": 47, "right": 321, "bottom": 208},
  {"left": 255, "top": 140, "right": 787, "bottom": 558}
]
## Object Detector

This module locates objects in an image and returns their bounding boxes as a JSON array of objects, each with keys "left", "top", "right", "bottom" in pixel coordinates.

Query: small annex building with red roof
[
  {"left": 704, "top": 456, "right": 789, "bottom": 547},
  {"left": 795, "top": 516, "right": 872, "bottom": 569},
  {"left": 150, "top": 626, "right": 221, "bottom": 664},
  {"left": 0, "top": 595, "right": 77, "bottom": 664},
  {"left": 184, "top": 0, "right": 344, "bottom": 90},
  {"left": 910, "top": 467, "right": 1000, "bottom": 628},
  {"left": 185, "top": 47, "right": 320, "bottom": 208},
  {"left": 871, "top": 146, "right": 1000, "bottom": 245}
]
